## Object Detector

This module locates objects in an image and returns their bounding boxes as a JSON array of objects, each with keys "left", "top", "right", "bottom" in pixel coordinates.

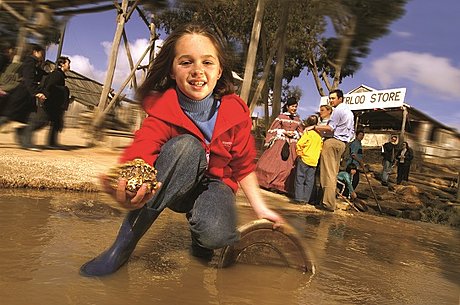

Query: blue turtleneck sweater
[{"left": 177, "top": 89, "right": 220, "bottom": 143}]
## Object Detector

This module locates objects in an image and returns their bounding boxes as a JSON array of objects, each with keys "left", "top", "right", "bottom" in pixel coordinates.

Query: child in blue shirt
[{"left": 337, "top": 163, "right": 358, "bottom": 200}]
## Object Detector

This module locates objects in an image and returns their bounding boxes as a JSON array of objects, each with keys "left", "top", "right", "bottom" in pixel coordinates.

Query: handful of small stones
[{"left": 106, "top": 158, "right": 159, "bottom": 193}]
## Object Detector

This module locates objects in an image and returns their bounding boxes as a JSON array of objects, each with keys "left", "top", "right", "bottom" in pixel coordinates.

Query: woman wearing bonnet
[{"left": 255, "top": 97, "right": 304, "bottom": 195}]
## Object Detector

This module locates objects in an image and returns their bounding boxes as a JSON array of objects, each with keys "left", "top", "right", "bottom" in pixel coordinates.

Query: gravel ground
[
  {"left": 0, "top": 154, "right": 109, "bottom": 191},
  {"left": 0, "top": 127, "right": 124, "bottom": 192}
]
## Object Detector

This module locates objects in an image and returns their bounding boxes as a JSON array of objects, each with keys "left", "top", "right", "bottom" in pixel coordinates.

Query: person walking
[
  {"left": 18, "top": 56, "right": 71, "bottom": 150},
  {"left": 292, "top": 115, "right": 322, "bottom": 204},
  {"left": 309, "top": 89, "right": 354, "bottom": 212},
  {"left": 79, "top": 23, "right": 283, "bottom": 277},
  {"left": 381, "top": 135, "right": 398, "bottom": 185},
  {"left": 396, "top": 141, "right": 414, "bottom": 185},
  {"left": 255, "top": 97, "right": 304, "bottom": 195},
  {"left": 0, "top": 43, "right": 46, "bottom": 132}
]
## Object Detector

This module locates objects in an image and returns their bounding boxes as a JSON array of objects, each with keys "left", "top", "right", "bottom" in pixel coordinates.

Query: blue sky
[{"left": 47, "top": 0, "right": 460, "bottom": 130}]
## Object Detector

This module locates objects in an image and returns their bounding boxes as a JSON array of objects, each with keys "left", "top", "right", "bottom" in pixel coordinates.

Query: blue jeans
[
  {"left": 147, "top": 134, "right": 239, "bottom": 249},
  {"left": 381, "top": 160, "right": 393, "bottom": 183},
  {"left": 294, "top": 158, "right": 316, "bottom": 202}
]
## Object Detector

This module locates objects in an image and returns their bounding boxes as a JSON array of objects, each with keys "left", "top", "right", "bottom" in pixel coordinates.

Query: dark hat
[{"left": 286, "top": 97, "right": 298, "bottom": 106}]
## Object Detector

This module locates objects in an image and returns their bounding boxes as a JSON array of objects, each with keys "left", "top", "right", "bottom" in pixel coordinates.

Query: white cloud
[
  {"left": 370, "top": 51, "right": 460, "bottom": 100},
  {"left": 65, "top": 38, "right": 164, "bottom": 100},
  {"left": 67, "top": 54, "right": 105, "bottom": 82},
  {"left": 298, "top": 104, "right": 319, "bottom": 115},
  {"left": 393, "top": 31, "right": 412, "bottom": 38},
  {"left": 100, "top": 38, "right": 164, "bottom": 93},
  {"left": 100, "top": 39, "right": 147, "bottom": 91}
]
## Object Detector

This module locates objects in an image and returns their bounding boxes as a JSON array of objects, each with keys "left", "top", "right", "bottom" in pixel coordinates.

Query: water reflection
[{"left": 0, "top": 190, "right": 459, "bottom": 305}]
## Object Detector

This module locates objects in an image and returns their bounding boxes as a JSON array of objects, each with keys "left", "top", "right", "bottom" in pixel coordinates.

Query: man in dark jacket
[
  {"left": 0, "top": 43, "right": 46, "bottom": 130},
  {"left": 19, "top": 56, "right": 71, "bottom": 150},
  {"left": 396, "top": 141, "right": 414, "bottom": 185},
  {"left": 381, "top": 135, "right": 398, "bottom": 185}
]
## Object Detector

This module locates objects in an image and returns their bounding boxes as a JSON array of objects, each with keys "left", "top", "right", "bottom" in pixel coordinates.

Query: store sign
[{"left": 320, "top": 88, "right": 406, "bottom": 110}]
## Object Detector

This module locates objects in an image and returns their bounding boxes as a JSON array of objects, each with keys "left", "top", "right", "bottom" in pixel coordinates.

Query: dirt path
[
  {"left": 1, "top": 126, "right": 457, "bottom": 223},
  {"left": 0, "top": 127, "right": 327, "bottom": 214},
  {"left": 0, "top": 127, "right": 124, "bottom": 191}
]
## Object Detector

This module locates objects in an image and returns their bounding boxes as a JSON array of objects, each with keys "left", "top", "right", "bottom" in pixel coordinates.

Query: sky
[{"left": 46, "top": 0, "right": 460, "bottom": 131}]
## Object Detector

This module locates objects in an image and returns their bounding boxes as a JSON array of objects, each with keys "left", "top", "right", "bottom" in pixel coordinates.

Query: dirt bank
[
  {"left": 0, "top": 127, "right": 321, "bottom": 216},
  {"left": 0, "top": 127, "right": 122, "bottom": 191},
  {"left": 1, "top": 127, "right": 458, "bottom": 226}
]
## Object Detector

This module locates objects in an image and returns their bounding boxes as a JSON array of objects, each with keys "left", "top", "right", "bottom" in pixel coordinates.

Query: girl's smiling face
[{"left": 171, "top": 34, "right": 222, "bottom": 100}]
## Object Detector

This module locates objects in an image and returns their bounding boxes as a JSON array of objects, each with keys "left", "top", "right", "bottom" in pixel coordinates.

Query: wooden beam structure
[
  {"left": 92, "top": 0, "right": 129, "bottom": 132},
  {"left": 239, "top": 0, "right": 266, "bottom": 104},
  {"left": 1, "top": 0, "right": 154, "bottom": 142},
  {"left": 401, "top": 105, "right": 408, "bottom": 142}
]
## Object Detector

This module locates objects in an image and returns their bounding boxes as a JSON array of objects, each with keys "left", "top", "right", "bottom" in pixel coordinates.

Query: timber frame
[{"left": 1, "top": 0, "right": 156, "bottom": 141}]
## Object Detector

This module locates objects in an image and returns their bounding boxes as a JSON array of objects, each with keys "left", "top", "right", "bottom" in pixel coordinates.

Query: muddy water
[{"left": 0, "top": 190, "right": 458, "bottom": 305}]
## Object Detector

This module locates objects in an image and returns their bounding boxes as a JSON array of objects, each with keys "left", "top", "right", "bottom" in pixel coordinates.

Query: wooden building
[
  {"left": 342, "top": 85, "right": 460, "bottom": 167},
  {"left": 42, "top": 60, "right": 143, "bottom": 134}
]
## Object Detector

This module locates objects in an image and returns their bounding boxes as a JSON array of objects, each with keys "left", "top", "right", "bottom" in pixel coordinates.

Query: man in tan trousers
[{"left": 308, "top": 89, "right": 354, "bottom": 211}]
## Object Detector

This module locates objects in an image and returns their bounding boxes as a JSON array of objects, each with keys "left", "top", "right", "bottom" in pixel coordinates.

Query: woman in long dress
[{"left": 256, "top": 97, "right": 303, "bottom": 194}]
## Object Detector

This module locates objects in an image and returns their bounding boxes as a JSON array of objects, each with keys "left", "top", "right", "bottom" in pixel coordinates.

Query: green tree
[
  {"left": 150, "top": 0, "right": 322, "bottom": 122},
  {"left": 308, "top": 0, "right": 408, "bottom": 95},
  {"left": 147, "top": 0, "right": 407, "bottom": 123}
]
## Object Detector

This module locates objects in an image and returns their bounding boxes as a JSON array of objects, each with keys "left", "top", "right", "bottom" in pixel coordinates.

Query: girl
[
  {"left": 80, "top": 23, "right": 283, "bottom": 277},
  {"left": 293, "top": 115, "right": 323, "bottom": 204}
]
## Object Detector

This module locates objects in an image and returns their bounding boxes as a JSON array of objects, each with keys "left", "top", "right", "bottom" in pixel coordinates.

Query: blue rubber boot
[{"left": 80, "top": 207, "right": 160, "bottom": 277}]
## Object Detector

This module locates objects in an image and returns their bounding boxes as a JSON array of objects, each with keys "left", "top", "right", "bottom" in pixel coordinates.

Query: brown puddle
[{"left": 0, "top": 190, "right": 459, "bottom": 305}]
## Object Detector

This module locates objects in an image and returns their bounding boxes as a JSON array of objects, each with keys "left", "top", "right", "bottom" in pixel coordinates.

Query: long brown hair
[{"left": 136, "top": 23, "right": 235, "bottom": 101}]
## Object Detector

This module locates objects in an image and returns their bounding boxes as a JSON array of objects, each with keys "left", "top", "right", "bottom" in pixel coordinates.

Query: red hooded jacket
[{"left": 120, "top": 88, "right": 257, "bottom": 193}]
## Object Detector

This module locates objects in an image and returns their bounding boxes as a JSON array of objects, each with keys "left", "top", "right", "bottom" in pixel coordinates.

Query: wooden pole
[
  {"left": 270, "top": 6, "right": 289, "bottom": 121},
  {"left": 13, "top": 4, "right": 34, "bottom": 63},
  {"left": 122, "top": 29, "right": 137, "bottom": 90},
  {"left": 248, "top": 33, "right": 281, "bottom": 114},
  {"left": 354, "top": 112, "right": 360, "bottom": 132},
  {"left": 239, "top": 0, "right": 266, "bottom": 103},
  {"left": 0, "top": 0, "right": 27, "bottom": 22},
  {"left": 93, "top": 0, "right": 129, "bottom": 130},
  {"left": 100, "top": 42, "right": 152, "bottom": 119},
  {"left": 400, "top": 105, "right": 408, "bottom": 142},
  {"left": 457, "top": 172, "right": 460, "bottom": 202},
  {"left": 148, "top": 13, "right": 157, "bottom": 71},
  {"left": 362, "top": 166, "right": 383, "bottom": 214}
]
